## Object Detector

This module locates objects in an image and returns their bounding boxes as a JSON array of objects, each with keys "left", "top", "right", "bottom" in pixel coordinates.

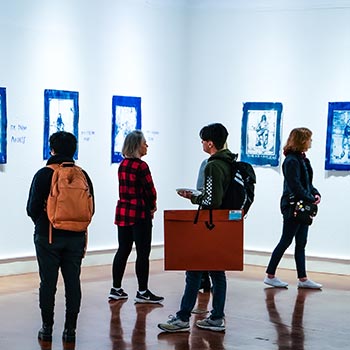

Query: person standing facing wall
[{"left": 27, "top": 131, "right": 95, "bottom": 344}]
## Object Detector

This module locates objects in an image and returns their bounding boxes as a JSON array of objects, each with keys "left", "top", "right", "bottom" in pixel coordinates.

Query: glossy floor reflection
[{"left": 0, "top": 260, "right": 349, "bottom": 349}]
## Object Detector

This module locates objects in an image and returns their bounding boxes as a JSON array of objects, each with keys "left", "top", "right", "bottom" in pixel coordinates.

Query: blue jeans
[
  {"left": 176, "top": 271, "right": 227, "bottom": 322},
  {"left": 266, "top": 216, "right": 309, "bottom": 279}
]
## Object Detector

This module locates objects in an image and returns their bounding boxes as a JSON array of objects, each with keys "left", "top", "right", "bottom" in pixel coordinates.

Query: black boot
[
  {"left": 62, "top": 328, "right": 76, "bottom": 343},
  {"left": 38, "top": 324, "right": 53, "bottom": 342}
]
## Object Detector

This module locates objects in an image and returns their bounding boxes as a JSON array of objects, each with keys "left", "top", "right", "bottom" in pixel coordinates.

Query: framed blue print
[
  {"left": 43, "top": 89, "right": 79, "bottom": 160},
  {"left": 111, "top": 95, "right": 141, "bottom": 163},
  {"left": 325, "top": 102, "right": 350, "bottom": 171},
  {"left": 241, "top": 102, "right": 282, "bottom": 166},
  {"left": 0, "top": 87, "right": 7, "bottom": 164}
]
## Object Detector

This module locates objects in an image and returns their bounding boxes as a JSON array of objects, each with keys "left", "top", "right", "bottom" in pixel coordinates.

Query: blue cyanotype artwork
[
  {"left": 325, "top": 102, "right": 350, "bottom": 171},
  {"left": 241, "top": 102, "right": 282, "bottom": 167},
  {"left": 111, "top": 95, "right": 141, "bottom": 163},
  {"left": 43, "top": 89, "right": 79, "bottom": 160},
  {"left": 0, "top": 87, "right": 7, "bottom": 164}
]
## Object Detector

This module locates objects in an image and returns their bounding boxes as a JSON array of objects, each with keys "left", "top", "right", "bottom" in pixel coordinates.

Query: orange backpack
[{"left": 46, "top": 162, "right": 94, "bottom": 243}]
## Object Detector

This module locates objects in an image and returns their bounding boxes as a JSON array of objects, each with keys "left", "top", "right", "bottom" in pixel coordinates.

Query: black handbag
[{"left": 293, "top": 199, "right": 318, "bottom": 225}]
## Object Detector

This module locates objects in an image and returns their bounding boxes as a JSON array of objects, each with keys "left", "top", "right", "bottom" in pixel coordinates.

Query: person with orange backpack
[{"left": 27, "top": 131, "right": 94, "bottom": 345}]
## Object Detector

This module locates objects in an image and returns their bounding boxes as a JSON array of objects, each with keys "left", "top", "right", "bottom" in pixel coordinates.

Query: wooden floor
[{"left": 0, "top": 260, "right": 349, "bottom": 350}]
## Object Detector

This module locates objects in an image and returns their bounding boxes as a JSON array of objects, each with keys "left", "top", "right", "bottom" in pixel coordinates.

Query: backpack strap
[{"left": 46, "top": 164, "right": 59, "bottom": 244}]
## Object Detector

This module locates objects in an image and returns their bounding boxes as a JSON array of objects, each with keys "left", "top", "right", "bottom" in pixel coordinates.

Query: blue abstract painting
[
  {"left": 43, "top": 89, "right": 79, "bottom": 160},
  {"left": 241, "top": 102, "right": 282, "bottom": 167},
  {"left": 0, "top": 87, "right": 7, "bottom": 164},
  {"left": 111, "top": 95, "right": 141, "bottom": 163},
  {"left": 325, "top": 102, "right": 350, "bottom": 171}
]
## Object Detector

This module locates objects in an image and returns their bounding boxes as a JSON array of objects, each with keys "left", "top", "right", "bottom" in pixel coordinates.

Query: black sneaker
[
  {"left": 134, "top": 289, "right": 164, "bottom": 304},
  {"left": 109, "top": 288, "right": 128, "bottom": 300}
]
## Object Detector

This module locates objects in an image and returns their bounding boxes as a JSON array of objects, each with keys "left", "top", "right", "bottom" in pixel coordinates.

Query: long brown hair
[{"left": 283, "top": 127, "right": 312, "bottom": 154}]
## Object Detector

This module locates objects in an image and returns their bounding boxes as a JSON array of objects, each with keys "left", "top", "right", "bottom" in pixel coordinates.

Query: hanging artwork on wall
[
  {"left": 111, "top": 95, "right": 141, "bottom": 163},
  {"left": 325, "top": 102, "right": 350, "bottom": 171},
  {"left": 240, "top": 102, "right": 282, "bottom": 167},
  {"left": 43, "top": 89, "right": 79, "bottom": 160},
  {"left": 0, "top": 87, "right": 7, "bottom": 164}
]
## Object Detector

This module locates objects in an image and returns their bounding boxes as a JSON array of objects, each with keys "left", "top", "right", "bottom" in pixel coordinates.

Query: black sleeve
[
  {"left": 26, "top": 167, "right": 53, "bottom": 223},
  {"left": 283, "top": 157, "right": 315, "bottom": 202}
]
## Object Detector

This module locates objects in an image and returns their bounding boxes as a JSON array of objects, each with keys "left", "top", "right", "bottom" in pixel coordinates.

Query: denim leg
[
  {"left": 294, "top": 224, "right": 309, "bottom": 279},
  {"left": 209, "top": 271, "right": 226, "bottom": 320},
  {"left": 266, "top": 217, "right": 300, "bottom": 276},
  {"left": 176, "top": 271, "right": 202, "bottom": 322}
]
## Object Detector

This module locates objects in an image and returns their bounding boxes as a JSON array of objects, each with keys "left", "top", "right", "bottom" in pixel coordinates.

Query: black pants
[
  {"left": 34, "top": 234, "right": 85, "bottom": 326},
  {"left": 112, "top": 219, "right": 152, "bottom": 291},
  {"left": 266, "top": 216, "right": 309, "bottom": 279}
]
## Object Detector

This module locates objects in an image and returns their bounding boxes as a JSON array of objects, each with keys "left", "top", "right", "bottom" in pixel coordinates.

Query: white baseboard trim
[{"left": 0, "top": 246, "right": 348, "bottom": 276}]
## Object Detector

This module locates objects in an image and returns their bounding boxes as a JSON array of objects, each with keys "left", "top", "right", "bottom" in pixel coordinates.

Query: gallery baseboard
[{"left": 0, "top": 246, "right": 348, "bottom": 277}]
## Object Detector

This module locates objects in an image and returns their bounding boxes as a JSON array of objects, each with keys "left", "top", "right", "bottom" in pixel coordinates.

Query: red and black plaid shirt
[{"left": 115, "top": 158, "right": 157, "bottom": 226}]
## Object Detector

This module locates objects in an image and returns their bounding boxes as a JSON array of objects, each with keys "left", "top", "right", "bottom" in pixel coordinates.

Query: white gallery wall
[
  {"left": 0, "top": 0, "right": 349, "bottom": 268},
  {"left": 182, "top": 0, "right": 350, "bottom": 262}
]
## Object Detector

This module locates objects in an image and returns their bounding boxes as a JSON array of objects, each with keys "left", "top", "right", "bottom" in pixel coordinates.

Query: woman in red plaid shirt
[{"left": 109, "top": 130, "right": 164, "bottom": 304}]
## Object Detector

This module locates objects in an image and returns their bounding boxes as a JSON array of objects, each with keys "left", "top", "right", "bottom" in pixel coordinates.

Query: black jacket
[
  {"left": 280, "top": 152, "right": 320, "bottom": 217},
  {"left": 26, "top": 155, "right": 94, "bottom": 237}
]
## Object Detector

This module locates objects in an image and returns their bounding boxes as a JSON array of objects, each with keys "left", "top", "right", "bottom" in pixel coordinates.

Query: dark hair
[
  {"left": 283, "top": 127, "right": 312, "bottom": 153},
  {"left": 122, "top": 130, "right": 145, "bottom": 158},
  {"left": 199, "top": 123, "right": 228, "bottom": 150},
  {"left": 49, "top": 131, "right": 77, "bottom": 158}
]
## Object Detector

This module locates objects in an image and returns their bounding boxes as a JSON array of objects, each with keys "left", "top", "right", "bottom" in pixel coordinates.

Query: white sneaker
[
  {"left": 298, "top": 279, "right": 322, "bottom": 289},
  {"left": 264, "top": 276, "right": 288, "bottom": 288},
  {"left": 158, "top": 315, "right": 190, "bottom": 333}
]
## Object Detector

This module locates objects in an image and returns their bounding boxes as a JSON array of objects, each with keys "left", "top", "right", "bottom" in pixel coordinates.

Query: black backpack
[{"left": 221, "top": 159, "right": 256, "bottom": 215}]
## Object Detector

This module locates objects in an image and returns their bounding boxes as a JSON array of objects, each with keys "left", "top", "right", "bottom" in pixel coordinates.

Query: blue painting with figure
[
  {"left": 241, "top": 102, "right": 282, "bottom": 167},
  {"left": 43, "top": 89, "right": 79, "bottom": 160},
  {"left": 325, "top": 102, "right": 350, "bottom": 171},
  {"left": 0, "top": 87, "right": 7, "bottom": 164},
  {"left": 111, "top": 95, "right": 142, "bottom": 163}
]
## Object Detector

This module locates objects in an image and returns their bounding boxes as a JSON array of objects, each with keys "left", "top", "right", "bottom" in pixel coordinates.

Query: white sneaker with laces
[
  {"left": 298, "top": 279, "right": 322, "bottom": 289},
  {"left": 196, "top": 317, "right": 225, "bottom": 332},
  {"left": 264, "top": 276, "right": 288, "bottom": 288},
  {"left": 157, "top": 315, "right": 190, "bottom": 333}
]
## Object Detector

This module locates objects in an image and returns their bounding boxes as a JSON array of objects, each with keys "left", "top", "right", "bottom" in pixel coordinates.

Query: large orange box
[{"left": 164, "top": 209, "right": 244, "bottom": 271}]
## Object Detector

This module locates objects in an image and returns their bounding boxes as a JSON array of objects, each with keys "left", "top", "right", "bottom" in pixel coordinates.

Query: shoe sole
[
  {"left": 196, "top": 324, "right": 225, "bottom": 332},
  {"left": 298, "top": 285, "right": 322, "bottom": 289},
  {"left": 264, "top": 281, "right": 288, "bottom": 288},
  {"left": 157, "top": 324, "right": 190, "bottom": 333},
  {"left": 134, "top": 297, "right": 164, "bottom": 304},
  {"left": 109, "top": 295, "right": 128, "bottom": 300}
]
